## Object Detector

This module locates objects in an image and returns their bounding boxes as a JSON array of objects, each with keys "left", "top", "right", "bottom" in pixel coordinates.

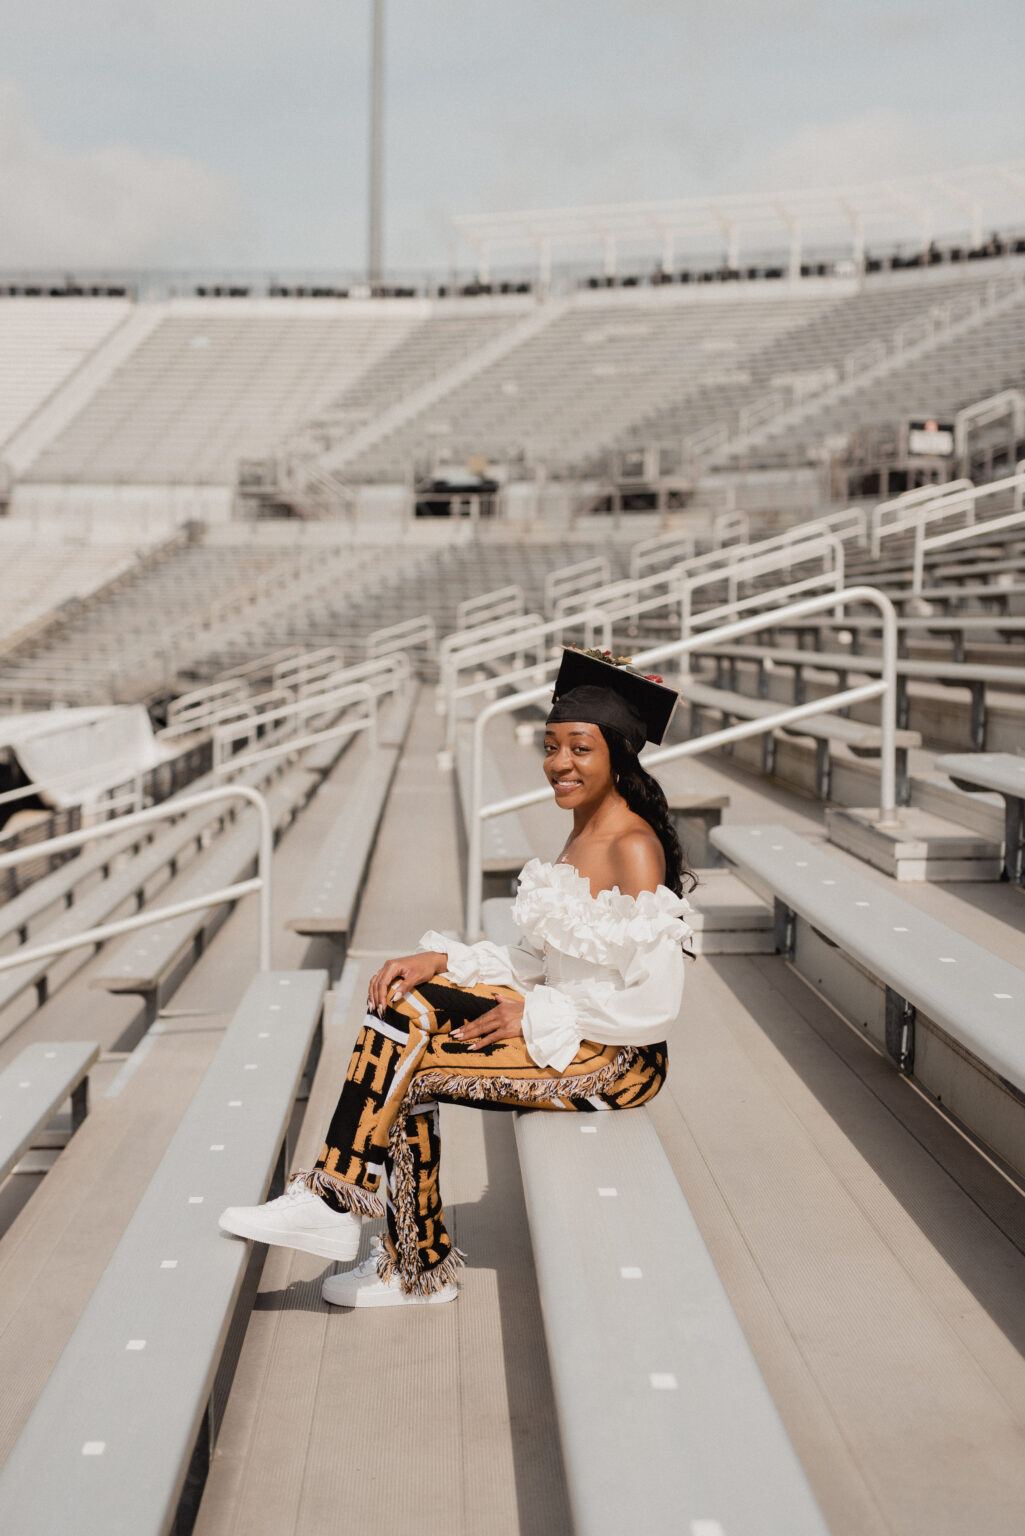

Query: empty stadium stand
[
  {"left": 4, "top": 254, "right": 1025, "bottom": 535},
  {"left": 17, "top": 299, "right": 518, "bottom": 489},
  {"left": 0, "top": 298, "right": 131, "bottom": 450}
]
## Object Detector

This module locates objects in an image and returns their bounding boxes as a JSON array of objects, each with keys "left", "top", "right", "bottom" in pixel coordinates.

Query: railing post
[
  {"left": 255, "top": 792, "right": 274, "bottom": 970},
  {"left": 911, "top": 524, "right": 926, "bottom": 597},
  {"left": 877, "top": 593, "right": 898, "bottom": 819},
  {"left": 466, "top": 710, "right": 486, "bottom": 940}
]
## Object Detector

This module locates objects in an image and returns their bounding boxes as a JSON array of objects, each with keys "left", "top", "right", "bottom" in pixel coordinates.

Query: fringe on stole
[
  {"left": 376, "top": 1236, "right": 468, "bottom": 1298},
  {"left": 299, "top": 1168, "right": 386, "bottom": 1218},
  {"left": 384, "top": 1045, "right": 638, "bottom": 1295}
]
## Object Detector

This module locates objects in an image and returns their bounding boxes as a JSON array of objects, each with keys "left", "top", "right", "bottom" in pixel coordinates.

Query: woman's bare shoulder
[{"left": 608, "top": 825, "right": 665, "bottom": 897}]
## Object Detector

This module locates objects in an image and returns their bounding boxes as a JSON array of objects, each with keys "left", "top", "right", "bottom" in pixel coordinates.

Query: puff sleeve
[
  {"left": 416, "top": 929, "right": 545, "bottom": 993},
  {"left": 521, "top": 936, "right": 685, "bottom": 1071}
]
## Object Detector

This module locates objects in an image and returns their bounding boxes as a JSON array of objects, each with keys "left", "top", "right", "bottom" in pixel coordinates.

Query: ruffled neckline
[{"left": 511, "top": 857, "right": 692, "bottom": 970}]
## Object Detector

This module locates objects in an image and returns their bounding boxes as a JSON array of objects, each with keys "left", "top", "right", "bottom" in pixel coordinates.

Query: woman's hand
[
  {"left": 368, "top": 952, "right": 447, "bottom": 1016},
  {"left": 452, "top": 996, "right": 525, "bottom": 1050}
]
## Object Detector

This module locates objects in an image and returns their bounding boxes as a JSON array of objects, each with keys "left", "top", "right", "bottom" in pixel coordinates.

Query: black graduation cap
[{"left": 547, "top": 647, "right": 679, "bottom": 751}]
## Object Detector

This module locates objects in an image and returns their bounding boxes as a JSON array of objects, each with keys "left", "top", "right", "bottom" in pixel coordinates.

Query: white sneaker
[
  {"left": 322, "top": 1238, "right": 459, "bottom": 1309},
  {"left": 219, "top": 1172, "right": 362, "bottom": 1261}
]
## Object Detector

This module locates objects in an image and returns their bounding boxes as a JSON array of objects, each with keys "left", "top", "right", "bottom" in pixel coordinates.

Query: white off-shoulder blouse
[{"left": 418, "top": 857, "right": 693, "bottom": 1073}]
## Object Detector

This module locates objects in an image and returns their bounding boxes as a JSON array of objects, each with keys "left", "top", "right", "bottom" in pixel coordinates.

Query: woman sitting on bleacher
[{"left": 220, "top": 647, "right": 694, "bottom": 1307}]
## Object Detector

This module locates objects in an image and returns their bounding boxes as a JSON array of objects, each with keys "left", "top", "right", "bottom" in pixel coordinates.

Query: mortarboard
[{"left": 546, "top": 646, "right": 679, "bottom": 751}]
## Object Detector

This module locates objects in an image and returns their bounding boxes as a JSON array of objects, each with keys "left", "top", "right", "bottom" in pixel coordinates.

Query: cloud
[
  {"left": 745, "top": 107, "right": 951, "bottom": 190},
  {"left": 0, "top": 79, "right": 254, "bottom": 267}
]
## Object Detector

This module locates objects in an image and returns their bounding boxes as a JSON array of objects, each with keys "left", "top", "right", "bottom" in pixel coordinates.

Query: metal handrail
[
  {"left": 212, "top": 680, "right": 378, "bottom": 773},
  {"left": 870, "top": 480, "right": 974, "bottom": 558},
  {"left": 463, "top": 585, "right": 897, "bottom": 937},
  {"left": 167, "top": 677, "right": 249, "bottom": 725},
  {"left": 679, "top": 537, "right": 844, "bottom": 644},
  {"left": 366, "top": 615, "right": 436, "bottom": 661},
  {"left": 214, "top": 644, "right": 307, "bottom": 686},
  {"left": 712, "top": 510, "right": 750, "bottom": 547},
  {"left": 0, "top": 785, "right": 274, "bottom": 976},
  {"left": 158, "top": 689, "right": 297, "bottom": 743},
  {"left": 273, "top": 647, "right": 345, "bottom": 690},
  {"left": 456, "top": 584, "right": 524, "bottom": 630},
  {"left": 544, "top": 555, "right": 612, "bottom": 614},
  {"left": 440, "top": 607, "right": 613, "bottom": 756},
  {"left": 911, "top": 472, "right": 1025, "bottom": 593},
  {"left": 439, "top": 609, "right": 543, "bottom": 677},
  {"left": 628, "top": 532, "right": 696, "bottom": 580},
  {"left": 296, "top": 651, "right": 409, "bottom": 701},
  {"left": 552, "top": 520, "right": 855, "bottom": 630}
]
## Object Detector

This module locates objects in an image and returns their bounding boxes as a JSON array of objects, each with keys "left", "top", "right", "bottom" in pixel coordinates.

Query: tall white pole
[{"left": 368, "top": 0, "right": 385, "bottom": 284}]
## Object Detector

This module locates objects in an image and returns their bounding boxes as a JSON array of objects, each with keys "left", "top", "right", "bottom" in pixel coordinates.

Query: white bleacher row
[
  {"left": 21, "top": 305, "right": 425, "bottom": 487},
  {"left": 0, "top": 524, "right": 146, "bottom": 646},
  {"left": 0, "top": 535, "right": 426, "bottom": 710},
  {"left": 0, "top": 299, "right": 130, "bottom": 449},
  {"left": 0, "top": 530, "right": 633, "bottom": 709},
  {"left": 336, "top": 288, "right": 837, "bottom": 481},
  {"left": 0, "top": 261, "right": 1020, "bottom": 506},
  {"left": 728, "top": 281, "right": 1025, "bottom": 469}
]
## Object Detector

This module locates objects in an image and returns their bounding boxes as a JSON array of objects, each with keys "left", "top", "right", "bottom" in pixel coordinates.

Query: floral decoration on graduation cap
[{"left": 546, "top": 645, "right": 679, "bottom": 753}]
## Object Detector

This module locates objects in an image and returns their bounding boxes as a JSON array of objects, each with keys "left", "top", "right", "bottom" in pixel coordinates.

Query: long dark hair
[{"left": 600, "top": 727, "right": 696, "bottom": 898}]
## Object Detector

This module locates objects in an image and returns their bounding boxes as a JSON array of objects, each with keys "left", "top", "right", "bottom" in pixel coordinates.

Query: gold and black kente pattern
[{"left": 310, "top": 977, "right": 667, "bottom": 1296}]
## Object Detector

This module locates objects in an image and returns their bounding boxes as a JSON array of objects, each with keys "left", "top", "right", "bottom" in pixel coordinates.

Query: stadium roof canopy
[{"left": 454, "top": 161, "right": 1025, "bottom": 282}]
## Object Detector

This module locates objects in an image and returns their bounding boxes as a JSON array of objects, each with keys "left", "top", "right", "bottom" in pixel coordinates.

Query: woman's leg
[
  {"left": 218, "top": 975, "right": 516, "bottom": 1264},
  {"left": 367, "top": 981, "right": 668, "bottom": 1296},
  {"left": 305, "top": 975, "right": 525, "bottom": 1222}
]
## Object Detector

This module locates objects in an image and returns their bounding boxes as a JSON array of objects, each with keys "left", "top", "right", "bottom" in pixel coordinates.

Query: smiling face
[{"left": 542, "top": 720, "right": 614, "bottom": 811}]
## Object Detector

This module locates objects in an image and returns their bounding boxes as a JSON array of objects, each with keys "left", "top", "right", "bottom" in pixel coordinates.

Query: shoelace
[
  {"left": 347, "top": 1236, "right": 385, "bottom": 1281},
  {"left": 265, "top": 1171, "right": 313, "bottom": 1208}
]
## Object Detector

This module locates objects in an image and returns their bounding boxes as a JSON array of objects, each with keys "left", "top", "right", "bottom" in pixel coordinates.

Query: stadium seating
[
  {"left": 18, "top": 302, "right": 518, "bottom": 490},
  {"left": 4, "top": 263, "right": 1025, "bottom": 1536},
  {"left": 0, "top": 299, "right": 130, "bottom": 450},
  {"left": 335, "top": 290, "right": 837, "bottom": 480},
  {"left": 4, "top": 261, "right": 1023, "bottom": 523},
  {"left": 0, "top": 1040, "right": 98, "bottom": 1186}
]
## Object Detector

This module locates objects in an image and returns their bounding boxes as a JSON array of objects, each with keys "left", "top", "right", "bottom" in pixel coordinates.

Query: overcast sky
[{"left": 1, "top": 0, "right": 1023, "bottom": 274}]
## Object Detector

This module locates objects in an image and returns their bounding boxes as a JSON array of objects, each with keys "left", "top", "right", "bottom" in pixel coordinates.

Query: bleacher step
[
  {"left": 909, "top": 762, "right": 1006, "bottom": 839},
  {"left": 688, "top": 870, "right": 774, "bottom": 953},
  {"left": 825, "top": 805, "right": 1003, "bottom": 881}
]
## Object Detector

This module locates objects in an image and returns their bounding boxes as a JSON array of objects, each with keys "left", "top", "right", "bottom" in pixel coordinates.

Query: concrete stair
[
  {"left": 687, "top": 869, "right": 774, "bottom": 954},
  {"left": 825, "top": 805, "right": 1003, "bottom": 881}
]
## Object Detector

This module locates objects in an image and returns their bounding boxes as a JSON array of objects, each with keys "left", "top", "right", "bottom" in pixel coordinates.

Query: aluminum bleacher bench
[
  {"left": 768, "top": 614, "right": 1025, "bottom": 664},
  {"left": 710, "top": 824, "right": 1025, "bottom": 1094},
  {"left": 901, "top": 580, "right": 1025, "bottom": 614},
  {"left": 682, "top": 678, "right": 921, "bottom": 803},
  {"left": 89, "top": 766, "right": 315, "bottom": 1010},
  {"left": 937, "top": 753, "right": 1025, "bottom": 884},
  {"left": 695, "top": 643, "right": 1025, "bottom": 751},
  {"left": 480, "top": 898, "right": 829, "bottom": 1536},
  {"left": 0, "top": 1040, "right": 99, "bottom": 1185},
  {"left": 0, "top": 968, "right": 327, "bottom": 1536},
  {"left": 286, "top": 743, "right": 401, "bottom": 969}
]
